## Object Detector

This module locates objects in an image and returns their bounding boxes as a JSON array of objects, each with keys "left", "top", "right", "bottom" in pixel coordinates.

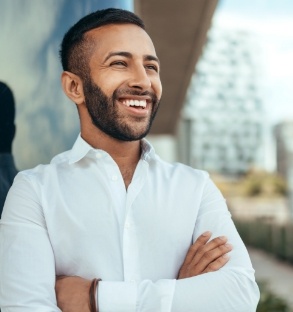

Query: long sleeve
[
  {"left": 0, "top": 174, "right": 60, "bottom": 311},
  {"left": 0, "top": 148, "right": 260, "bottom": 311},
  {"left": 97, "top": 178, "right": 259, "bottom": 312}
]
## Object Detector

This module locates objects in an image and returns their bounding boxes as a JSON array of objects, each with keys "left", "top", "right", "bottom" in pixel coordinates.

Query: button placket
[
  {"left": 111, "top": 175, "right": 118, "bottom": 181},
  {"left": 122, "top": 163, "right": 148, "bottom": 283},
  {"left": 123, "top": 214, "right": 138, "bottom": 282},
  {"left": 95, "top": 152, "right": 103, "bottom": 159},
  {"left": 123, "top": 166, "right": 145, "bottom": 282}
]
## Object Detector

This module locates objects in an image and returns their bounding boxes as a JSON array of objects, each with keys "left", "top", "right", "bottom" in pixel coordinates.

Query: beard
[{"left": 82, "top": 76, "right": 160, "bottom": 141}]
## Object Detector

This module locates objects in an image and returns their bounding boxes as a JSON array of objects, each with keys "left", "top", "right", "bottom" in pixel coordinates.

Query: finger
[
  {"left": 203, "top": 254, "right": 230, "bottom": 273},
  {"left": 190, "top": 236, "right": 228, "bottom": 265},
  {"left": 190, "top": 242, "right": 233, "bottom": 273},
  {"left": 182, "top": 231, "right": 212, "bottom": 266}
]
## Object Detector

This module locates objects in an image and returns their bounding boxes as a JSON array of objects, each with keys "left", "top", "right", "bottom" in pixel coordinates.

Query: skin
[{"left": 57, "top": 23, "right": 233, "bottom": 311}]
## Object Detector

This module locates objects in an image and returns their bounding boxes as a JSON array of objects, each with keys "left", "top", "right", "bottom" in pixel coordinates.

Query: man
[
  {"left": 0, "top": 82, "right": 18, "bottom": 217},
  {"left": 0, "top": 8, "right": 259, "bottom": 311}
]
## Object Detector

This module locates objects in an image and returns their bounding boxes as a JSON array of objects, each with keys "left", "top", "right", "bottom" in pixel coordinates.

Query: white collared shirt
[{"left": 0, "top": 135, "right": 259, "bottom": 311}]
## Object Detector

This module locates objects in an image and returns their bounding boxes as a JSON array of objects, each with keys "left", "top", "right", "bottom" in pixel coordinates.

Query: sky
[{"left": 213, "top": 0, "right": 293, "bottom": 125}]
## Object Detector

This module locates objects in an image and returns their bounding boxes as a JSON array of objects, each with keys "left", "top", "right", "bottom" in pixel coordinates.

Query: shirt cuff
[
  {"left": 98, "top": 279, "right": 176, "bottom": 312},
  {"left": 98, "top": 281, "right": 137, "bottom": 312}
]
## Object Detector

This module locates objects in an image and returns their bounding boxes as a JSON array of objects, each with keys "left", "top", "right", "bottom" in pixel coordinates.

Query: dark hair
[
  {"left": 0, "top": 82, "right": 16, "bottom": 152},
  {"left": 60, "top": 8, "right": 145, "bottom": 78}
]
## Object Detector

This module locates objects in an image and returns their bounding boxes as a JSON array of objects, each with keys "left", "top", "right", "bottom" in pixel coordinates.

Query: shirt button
[
  {"left": 111, "top": 175, "right": 118, "bottom": 181},
  {"left": 96, "top": 153, "right": 103, "bottom": 159},
  {"left": 125, "top": 222, "right": 130, "bottom": 229},
  {"left": 130, "top": 279, "right": 135, "bottom": 283}
]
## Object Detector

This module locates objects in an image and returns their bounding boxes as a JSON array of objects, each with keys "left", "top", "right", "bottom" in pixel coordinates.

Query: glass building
[
  {"left": 1, "top": 0, "right": 219, "bottom": 169},
  {"left": 275, "top": 121, "right": 293, "bottom": 217},
  {"left": 180, "top": 28, "right": 266, "bottom": 176},
  {"left": 0, "top": 0, "right": 132, "bottom": 169}
]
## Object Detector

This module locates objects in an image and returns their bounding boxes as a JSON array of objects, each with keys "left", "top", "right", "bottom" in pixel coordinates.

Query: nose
[{"left": 128, "top": 64, "right": 151, "bottom": 90}]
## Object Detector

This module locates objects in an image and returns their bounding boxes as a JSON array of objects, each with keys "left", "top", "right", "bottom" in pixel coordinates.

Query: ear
[{"left": 61, "top": 71, "right": 85, "bottom": 105}]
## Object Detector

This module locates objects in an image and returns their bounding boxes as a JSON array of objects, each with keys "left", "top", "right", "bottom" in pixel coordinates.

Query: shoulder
[
  {"left": 151, "top": 155, "right": 209, "bottom": 185},
  {"left": 15, "top": 149, "right": 72, "bottom": 185}
]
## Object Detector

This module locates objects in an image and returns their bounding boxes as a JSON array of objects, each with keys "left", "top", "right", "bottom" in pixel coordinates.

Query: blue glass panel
[{"left": 0, "top": 0, "right": 134, "bottom": 169}]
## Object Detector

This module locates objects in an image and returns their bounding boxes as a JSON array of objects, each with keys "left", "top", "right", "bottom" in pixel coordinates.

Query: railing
[{"left": 234, "top": 219, "right": 293, "bottom": 263}]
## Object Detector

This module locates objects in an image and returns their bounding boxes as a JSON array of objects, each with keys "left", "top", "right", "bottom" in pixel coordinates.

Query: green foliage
[
  {"left": 243, "top": 170, "right": 287, "bottom": 197},
  {"left": 257, "top": 282, "right": 291, "bottom": 312},
  {"left": 213, "top": 170, "right": 287, "bottom": 198}
]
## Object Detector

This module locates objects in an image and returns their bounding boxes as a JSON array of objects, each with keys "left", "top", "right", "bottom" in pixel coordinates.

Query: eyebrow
[{"left": 103, "top": 51, "right": 160, "bottom": 65}]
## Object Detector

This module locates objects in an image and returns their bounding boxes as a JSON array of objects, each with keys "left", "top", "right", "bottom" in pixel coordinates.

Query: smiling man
[{"left": 0, "top": 8, "right": 259, "bottom": 312}]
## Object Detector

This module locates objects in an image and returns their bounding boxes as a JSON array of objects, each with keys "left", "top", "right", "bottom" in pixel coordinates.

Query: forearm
[
  {"left": 98, "top": 209, "right": 259, "bottom": 311},
  {"left": 98, "top": 279, "right": 175, "bottom": 312},
  {"left": 171, "top": 269, "right": 259, "bottom": 312},
  {"left": 96, "top": 269, "right": 259, "bottom": 312}
]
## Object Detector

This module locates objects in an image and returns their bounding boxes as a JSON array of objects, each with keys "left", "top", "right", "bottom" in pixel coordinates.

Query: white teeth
[{"left": 123, "top": 99, "right": 147, "bottom": 108}]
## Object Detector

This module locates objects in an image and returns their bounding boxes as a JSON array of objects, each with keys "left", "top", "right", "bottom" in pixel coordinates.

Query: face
[
  {"left": 82, "top": 23, "right": 162, "bottom": 141},
  {"left": 83, "top": 76, "right": 159, "bottom": 141}
]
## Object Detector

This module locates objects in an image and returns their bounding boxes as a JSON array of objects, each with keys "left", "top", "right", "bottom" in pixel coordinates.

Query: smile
[{"left": 122, "top": 99, "right": 147, "bottom": 109}]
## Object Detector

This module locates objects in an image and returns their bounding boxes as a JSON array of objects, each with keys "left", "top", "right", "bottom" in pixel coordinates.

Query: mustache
[{"left": 113, "top": 88, "right": 159, "bottom": 103}]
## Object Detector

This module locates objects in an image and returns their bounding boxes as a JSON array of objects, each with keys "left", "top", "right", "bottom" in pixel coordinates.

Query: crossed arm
[
  {"left": 0, "top": 174, "right": 259, "bottom": 311},
  {"left": 56, "top": 232, "right": 233, "bottom": 312}
]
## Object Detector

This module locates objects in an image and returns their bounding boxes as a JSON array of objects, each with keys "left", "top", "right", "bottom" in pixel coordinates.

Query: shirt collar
[
  {"left": 68, "top": 134, "right": 156, "bottom": 165},
  {"left": 68, "top": 134, "right": 94, "bottom": 165},
  {"left": 140, "top": 138, "right": 155, "bottom": 162}
]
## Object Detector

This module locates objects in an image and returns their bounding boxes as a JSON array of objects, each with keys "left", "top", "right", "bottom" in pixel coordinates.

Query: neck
[{"left": 81, "top": 126, "right": 141, "bottom": 189}]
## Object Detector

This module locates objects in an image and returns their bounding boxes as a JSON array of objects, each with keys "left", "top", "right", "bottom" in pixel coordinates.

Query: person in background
[
  {"left": 0, "top": 8, "right": 259, "bottom": 312},
  {"left": 0, "top": 82, "right": 18, "bottom": 217}
]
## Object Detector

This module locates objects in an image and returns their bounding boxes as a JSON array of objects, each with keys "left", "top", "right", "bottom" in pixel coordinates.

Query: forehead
[{"left": 86, "top": 23, "right": 157, "bottom": 60}]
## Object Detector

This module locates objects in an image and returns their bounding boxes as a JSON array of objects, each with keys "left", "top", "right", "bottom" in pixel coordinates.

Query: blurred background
[{"left": 1, "top": 0, "right": 293, "bottom": 310}]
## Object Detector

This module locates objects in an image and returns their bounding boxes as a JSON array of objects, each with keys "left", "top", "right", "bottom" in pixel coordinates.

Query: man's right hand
[{"left": 178, "top": 231, "right": 233, "bottom": 279}]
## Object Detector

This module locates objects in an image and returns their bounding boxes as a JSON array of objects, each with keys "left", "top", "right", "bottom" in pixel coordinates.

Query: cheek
[
  {"left": 153, "top": 78, "right": 162, "bottom": 99},
  {"left": 92, "top": 73, "right": 122, "bottom": 97}
]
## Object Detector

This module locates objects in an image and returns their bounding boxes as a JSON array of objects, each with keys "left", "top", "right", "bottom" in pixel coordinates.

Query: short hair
[{"left": 60, "top": 8, "right": 145, "bottom": 79}]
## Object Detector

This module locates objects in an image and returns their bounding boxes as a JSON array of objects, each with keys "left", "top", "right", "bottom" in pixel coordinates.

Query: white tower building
[{"left": 179, "top": 28, "right": 266, "bottom": 176}]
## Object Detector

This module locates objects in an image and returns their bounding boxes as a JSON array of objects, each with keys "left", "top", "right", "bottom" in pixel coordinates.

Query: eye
[
  {"left": 110, "top": 61, "right": 127, "bottom": 67},
  {"left": 145, "top": 64, "right": 159, "bottom": 72}
]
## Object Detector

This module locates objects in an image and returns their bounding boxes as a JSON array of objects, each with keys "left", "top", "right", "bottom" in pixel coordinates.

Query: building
[
  {"left": 180, "top": 28, "right": 266, "bottom": 176},
  {"left": 275, "top": 121, "right": 293, "bottom": 178},
  {"left": 0, "top": 0, "right": 218, "bottom": 168},
  {"left": 275, "top": 121, "right": 293, "bottom": 217}
]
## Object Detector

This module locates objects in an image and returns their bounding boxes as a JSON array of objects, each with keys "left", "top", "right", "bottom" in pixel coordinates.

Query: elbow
[
  {"left": 233, "top": 274, "right": 260, "bottom": 312},
  {"left": 242, "top": 281, "right": 260, "bottom": 311}
]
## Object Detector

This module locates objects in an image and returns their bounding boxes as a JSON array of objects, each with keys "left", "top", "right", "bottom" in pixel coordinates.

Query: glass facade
[
  {"left": 181, "top": 28, "right": 266, "bottom": 176},
  {"left": 93, "top": 0, "right": 133, "bottom": 11},
  {"left": 0, "top": 0, "right": 133, "bottom": 169}
]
